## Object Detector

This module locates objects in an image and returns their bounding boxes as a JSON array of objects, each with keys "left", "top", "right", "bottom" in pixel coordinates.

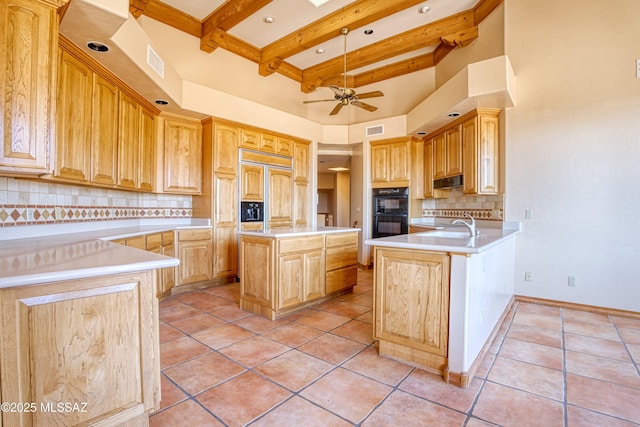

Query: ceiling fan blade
[
  {"left": 328, "top": 85, "right": 344, "bottom": 96},
  {"left": 351, "top": 100, "right": 377, "bottom": 112},
  {"left": 329, "top": 103, "right": 344, "bottom": 115},
  {"left": 303, "top": 99, "right": 337, "bottom": 104},
  {"left": 356, "top": 90, "right": 384, "bottom": 99}
]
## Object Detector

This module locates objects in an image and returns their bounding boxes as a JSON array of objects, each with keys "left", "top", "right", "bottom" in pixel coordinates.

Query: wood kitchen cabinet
[
  {"left": 117, "top": 92, "right": 140, "bottom": 190},
  {"left": 175, "top": 228, "right": 213, "bottom": 287},
  {"left": 277, "top": 236, "right": 325, "bottom": 310},
  {"left": 462, "top": 109, "right": 502, "bottom": 195},
  {"left": 239, "top": 128, "right": 260, "bottom": 150},
  {"left": 325, "top": 231, "right": 358, "bottom": 294},
  {"left": 160, "top": 114, "right": 202, "bottom": 194},
  {"left": 0, "top": 0, "right": 66, "bottom": 177},
  {"left": 90, "top": 75, "right": 119, "bottom": 186},
  {"left": 260, "top": 133, "right": 277, "bottom": 153},
  {"left": 277, "top": 137, "right": 293, "bottom": 156},
  {"left": 293, "top": 141, "right": 311, "bottom": 226},
  {"left": 240, "top": 163, "right": 264, "bottom": 201},
  {"left": 374, "top": 247, "right": 450, "bottom": 372},
  {"left": 138, "top": 107, "right": 156, "bottom": 192},
  {"left": 268, "top": 167, "right": 293, "bottom": 228},
  {"left": 370, "top": 137, "right": 412, "bottom": 188},
  {"left": 433, "top": 125, "right": 462, "bottom": 179},
  {"left": 0, "top": 270, "right": 160, "bottom": 426}
]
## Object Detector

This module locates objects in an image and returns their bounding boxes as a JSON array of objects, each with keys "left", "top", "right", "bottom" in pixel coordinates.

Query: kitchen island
[
  {"left": 238, "top": 226, "right": 360, "bottom": 320},
  {"left": 365, "top": 223, "right": 520, "bottom": 387}
]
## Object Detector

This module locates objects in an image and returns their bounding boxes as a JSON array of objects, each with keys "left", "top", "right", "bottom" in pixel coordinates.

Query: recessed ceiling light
[
  {"left": 263, "top": 16, "right": 274, "bottom": 23},
  {"left": 328, "top": 167, "right": 350, "bottom": 172},
  {"left": 155, "top": 99, "right": 169, "bottom": 105},
  {"left": 447, "top": 112, "right": 461, "bottom": 117},
  {"left": 364, "top": 29, "right": 374, "bottom": 35},
  {"left": 316, "top": 48, "right": 325, "bottom": 54},
  {"left": 307, "top": 0, "right": 331, "bottom": 6},
  {"left": 417, "top": 131, "right": 427, "bottom": 136},
  {"left": 419, "top": 5, "right": 431, "bottom": 13},
  {"left": 87, "top": 41, "right": 109, "bottom": 52}
]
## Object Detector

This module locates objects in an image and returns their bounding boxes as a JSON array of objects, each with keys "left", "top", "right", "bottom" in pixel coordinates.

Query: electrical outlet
[
  {"left": 568, "top": 276, "right": 577, "bottom": 287},
  {"left": 524, "top": 271, "right": 533, "bottom": 281}
]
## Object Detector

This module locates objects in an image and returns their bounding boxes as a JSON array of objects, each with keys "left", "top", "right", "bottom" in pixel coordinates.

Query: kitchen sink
[{"left": 416, "top": 230, "right": 472, "bottom": 238}]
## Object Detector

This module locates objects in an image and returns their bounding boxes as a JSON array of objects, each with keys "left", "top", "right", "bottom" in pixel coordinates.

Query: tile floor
[{"left": 150, "top": 269, "right": 640, "bottom": 427}]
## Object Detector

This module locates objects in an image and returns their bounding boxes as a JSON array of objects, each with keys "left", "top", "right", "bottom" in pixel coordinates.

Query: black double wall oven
[{"left": 372, "top": 187, "right": 409, "bottom": 238}]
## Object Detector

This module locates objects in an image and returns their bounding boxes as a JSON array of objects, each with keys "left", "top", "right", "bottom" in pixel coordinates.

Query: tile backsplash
[
  {"left": 421, "top": 188, "right": 504, "bottom": 221},
  {"left": 0, "top": 177, "right": 192, "bottom": 227}
]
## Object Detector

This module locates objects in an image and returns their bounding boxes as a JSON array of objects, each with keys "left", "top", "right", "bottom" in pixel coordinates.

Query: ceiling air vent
[
  {"left": 366, "top": 124, "right": 384, "bottom": 137},
  {"left": 146, "top": 45, "right": 165, "bottom": 79}
]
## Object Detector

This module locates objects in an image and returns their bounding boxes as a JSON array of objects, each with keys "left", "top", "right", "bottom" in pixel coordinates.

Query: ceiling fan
[{"left": 303, "top": 28, "right": 384, "bottom": 116}]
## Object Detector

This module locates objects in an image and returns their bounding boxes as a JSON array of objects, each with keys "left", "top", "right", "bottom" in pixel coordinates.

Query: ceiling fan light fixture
[{"left": 263, "top": 16, "right": 274, "bottom": 24}]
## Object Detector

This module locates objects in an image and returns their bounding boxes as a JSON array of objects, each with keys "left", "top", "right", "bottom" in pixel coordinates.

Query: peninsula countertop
[
  {"left": 238, "top": 226, "right": 360, "bottom": 238},
  {"left": 0, "top": 219, "right": 210, "bottom": 288},
  {"left": 365, "top": 223, "right": 520, "bottom": 254}
]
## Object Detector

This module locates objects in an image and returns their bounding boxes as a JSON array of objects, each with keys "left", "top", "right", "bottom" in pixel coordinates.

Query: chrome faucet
[{"left": 451, "top": 213, "right": 478, "bottom": 237}]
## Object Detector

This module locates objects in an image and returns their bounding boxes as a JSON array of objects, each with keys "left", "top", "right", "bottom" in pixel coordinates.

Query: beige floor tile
[
  {"left": 563, "top": 308, "right": 613, "bottom": 325},
  {"left": 300, "top": 368, "right": 391, "bottom": 424},
  {"left": 249, "top": 397, "right": 352, "bottom": 427},
  {"left": 399, "top": 369, "right": 482, "bottom": 413},
  {"left": 474, "top": 352, "right": 496, "bottom": 379},
  {"left": 187, "top": 296, "right": 233, "bottom": 313},
  {"left": 159, "top": 322, "right": 185, "bottom": 344},
  {"left": 472, "top": 382, "right": 564, "bottom": 427},
  {"left": 628, "top": 344, "right": 640, "bottom": 364},
  {"left": 159, "top": 297, "right": 182, "bottom": 310},
  {"left": 499, "top": 337, "right": 564, "bottom": 370},
  {"left": 191, "top": 323, "right": 255, "bottom": 350},
  {"left": 197, "top": 372, "right": 291, "bottom": 427},
  {"left": 164, "top": 352, "right": 246, "bottom": 395},
  {"left": 330, "top": 319, "right": 374, "bottom": 344},
  {"left": 170, "top": 313, "right": 226, "bottom": 335},
  {"left": 254, "top": 349, "right": 333, "bottom": 391},
  {"left": 319, "top": 301, "right": 371, "bottom": 318},
  {"left": 342, "top": 347, "right": 413, "bottom": 386},
  {"left": 619, "top": 327, "right": 640, "bottom": 345},
  {"left": 295, "top": 310, "right": 351, "bottom": 331},
  {"left": 566, "top": 373, "right": 640, "bottom": 423},
  {"left": 488, "top": 356, "right": 564, "bottom": 401},
  {"left": 204, "top": 284, "right": 240, "bottom": 301},
  {"left": 150, "top": 400, "right": 223, "bottom": 427},
  {"left": 567, "top": 405, "right": 639, "bottom": 427},
  {"left": 233, "top": 314, "right": 290, "bottom": 333},
  {"left": 612, "top": 316, "right": 640, "bottom": 330},
  {"left": 171, "top": 290, "right": 217, "bottom": 305},
  {"left": 159, "top": 304, "right": 203, "bottom": 323},
  {"left": 156, "top": 375, "right": 187, "bottom": 410},
  {"left": 218, "top": 335, "right": 289, "bottom": 367},
  {"left": 565, "top": 333, "right": 632, "bottom": 362},
  {"left": 159, "top": 336, "right": 211, "bottom": 369},
  {"left": 208, "top": 304, "right": 252, "bottom": 322},
  {"left": 488, "top": 334, "right": 504, "bottom": 355},
  {"left": 298, "top": 333, "right": 366, "bottom": 365},
  {"left": 362, "top": 390, "right": 466, "bottom": 427},
  {"left": 507, "top": 322, "right": 563, "bottom": 348},
  {"left": 513, "top": 311, "right": 563, "bottom": 331},
  {"left": 564, "top": 319, "right": 621, "bottom": 341},
  {"left": 565, "top": 350, "right": 640, "bottom": 389},
  {"left": 516, "top": 302, "right": 561, "bottom": 317},
  {"left": 355, "top": 311, "right": 373, "bottom": 324},
  {"left": 261, "top": 322, "right": 324, "bottom": 347},
  {"left": 465, "top": 418, "right": 499, "bottom": 427},
  {"left": 345, "top": 292, "right": 374, "bottom": 308}
]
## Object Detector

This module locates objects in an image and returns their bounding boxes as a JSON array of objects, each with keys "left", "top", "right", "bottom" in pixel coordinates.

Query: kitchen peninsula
[
  {"left": 366, "top": 223, "right": 519, "bottom": 387},
  {"left": 239, "top": 226, "right": 359, "bottom": 320}
]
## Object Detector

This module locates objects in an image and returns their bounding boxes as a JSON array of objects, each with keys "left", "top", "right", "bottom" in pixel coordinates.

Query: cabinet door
[
  {"left": 138, "top": 107, "right": 156, "bottom": 192},
  {"left": 260, "top": 133, "right": 277, "bottom": 153},
  {"left": 462, "top": 117, "right": 478, "bottom": 194},
  {"left": 177, "top": 240, "right": 213, "bottom": 285},
  {"left": 214, "top": 173, "right": 238, "bottom": 226},
  {"left": 163, "top": 117, "right": 202, "bottom": 194},
  {"left": 445, "top": 125, "right": 462, "bottom": 176},
  {"left": 370, "top": 144, "right": 389, "bottom": 183},
  {"left": 117, "top": 93, "right": 140, "bottom": 189},
  {"left": 239, "top": 128, "right": 259, "bottom": 150},
  {"left": 215, "top": 124, "right": 239, "bottom": 174},
  {"left": 293, "top": 141, "right": 310, "bottom": 182},
  {"left": 240, "top": 236, "right": 272, "bottom": 306},
  {"left": 91, "top": 75, "right": 119, "bottom": 186},
  {"left": 389, "top": 140, "right": 410, "bottom": 182},
  {"left": 423, "top": 138, "right": 434, "bottom": 198},
  {"left": 55, "top": 50, "right": 92, "bottom": 182},
  {"left": 293, "top": 180, "right": 309, "bottom": 226},
  {"left": 162, "top": 244, "right": 176, "bottom": 294},
  {"left": 432, "top": 134, "right": 446, "bottom": 179},
  {"left": 268, "top": 168, "right": 293, "bottom": 224},
  {"left": 278, "top": 253, "right": 304, "bottom": 309},
  {"left": 374, "top": 248, "right": 449, "bottom": 358},
  {"left": 304, "top": 250, "right": 325, "bottom": 301},
  {"left": 0, "top": 0, "right": 58, "bottom": 175},
  {"left": 214, "top": 226, "right": 237, "bottom": 278},
  {"left": 240, "top": 164, "right": 264, "bottom": 201},
  {"left": 478, "top": 113, "right": 500, "bottom": 194},
  {"left": 277, "top": 137, "right": 293, "bottom": 156}
]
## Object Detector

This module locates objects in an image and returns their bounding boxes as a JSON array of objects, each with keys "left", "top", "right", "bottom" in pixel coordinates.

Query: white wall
[{"left": 504, "top": 0, "right": 640, "bottom": 311}]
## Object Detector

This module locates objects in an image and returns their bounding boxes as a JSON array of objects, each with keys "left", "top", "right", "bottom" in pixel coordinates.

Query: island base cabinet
[
  {"left": 0, "top": 271, "right": 160, "bottom": 426},
  {"left": 374, "top": 248, "right": 450, "bottom": 374}
]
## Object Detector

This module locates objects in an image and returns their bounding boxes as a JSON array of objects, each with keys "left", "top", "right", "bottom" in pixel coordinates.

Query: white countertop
[
  {"left": 238, "top": 226, "right": 360, "bottom": 238},
  {"left": 365, "top": 223, "right": 520, "bottom": 254},
  {"left": 0, "top": 219, "right": 210, "bottom": 288}
]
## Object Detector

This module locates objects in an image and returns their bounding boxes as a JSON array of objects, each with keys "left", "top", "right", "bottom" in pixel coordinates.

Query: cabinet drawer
[
  {"left": 126, "top": 236, "right": 146, "bottom": 250},
  {"left": 162, "top": 231, "right": 175, "bottom": 246},
  {"left": 326, "top": 246, "right": 358, "bottom": 271},
  {"left": 279, "top": 235, "right": 324, "bottom": 254},
  {"left": 326, "top": 232, "right": 358, "bottom": 248},
  {"left": 146, "top": 233, "right": 162, "bottom": 251},
  {"left": 177, "top": 228, "right": 212, "bottom": 242},
  {"left": 326, "top": 266, "right": 358, "bottom": 294}
]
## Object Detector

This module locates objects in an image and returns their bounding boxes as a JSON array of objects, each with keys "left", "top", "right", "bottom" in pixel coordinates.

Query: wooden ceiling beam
[
  {"left": 300, "top": 10, "right": 474, "bottom": 92},
  {"left": 441, "top": 26, "right": 479, "bottom": 47},
  {"left": 136, "top": 0, "right": 202, "bottom": 38},
  {"left": 474, "top": 0, "right": 504, "bottom": 23},
  {"left": 259, "top": 0, "right": 426, "bottom": 76},
  {"left": 129, "top": 0, "right": 150, "bottom": 19},
  {"left": 201, "top": 0, "right": 272, "bottom": 53}
]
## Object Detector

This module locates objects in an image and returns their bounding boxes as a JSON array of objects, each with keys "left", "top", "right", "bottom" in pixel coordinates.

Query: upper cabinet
[
  {"left": 0, "top": 0, "right": 66, "bottom": 176},
  {"left": 433, "top": 125, "right": 462, "bottom": 179},
  {"left": 462, "top": 109, "right": 501, "bottom": 195},
  {"left": 91, "top": 75, "right": 119, "bottom": 186},
  {"left": 293, "top": 141, "right": 311, "bottom": 226},
  {"left": 160, "top": 114, "right": 202, "bottom": 195},
  {"left": 370, "top": 137, "right": 412, "bottom": 188}
]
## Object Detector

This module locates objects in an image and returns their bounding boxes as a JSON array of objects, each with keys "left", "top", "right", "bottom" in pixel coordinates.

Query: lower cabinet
[
  {"left": 175, "top": 228, "right": 213, "bottom": 287},
  {"left": 277, "top": 236, "right": 325, "bottom": 310},
  {"left": 0, "top": 271, "right": 160, "bottom": 426},
  {"left": 325, "top": 232, "right": 358, "bottom": 294},
  {"left": 373, "top": 247, "right": 450, "bottom": 372}
]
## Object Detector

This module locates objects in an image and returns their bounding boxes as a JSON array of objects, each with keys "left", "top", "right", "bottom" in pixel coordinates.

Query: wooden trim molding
[{"left": 515, "top": 296, "right": 640, "bottom": 320}]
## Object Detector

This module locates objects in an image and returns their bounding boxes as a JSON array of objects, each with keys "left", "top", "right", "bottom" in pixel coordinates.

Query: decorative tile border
[
  {"left": 0, "top": 205, "right": 193, "bottom": 227},
  {"left": 422, "top": 208, "right": 503, "bottom": 221}
]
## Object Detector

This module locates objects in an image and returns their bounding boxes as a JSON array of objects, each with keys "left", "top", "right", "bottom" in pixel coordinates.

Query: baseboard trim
[{"left": 515, "top": 295, "right": 640, "bottom": 320}]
